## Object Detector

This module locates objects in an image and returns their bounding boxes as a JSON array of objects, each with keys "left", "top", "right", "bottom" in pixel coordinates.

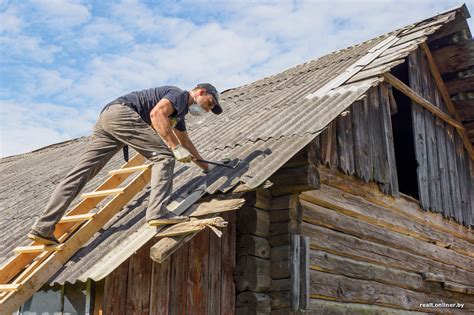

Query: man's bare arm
[{"left": 149, "top": 98, "right": 180, "bottom": 149}]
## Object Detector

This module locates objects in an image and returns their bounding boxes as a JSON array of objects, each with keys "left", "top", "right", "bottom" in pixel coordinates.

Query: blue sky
[{"left": 0, "top": 0, "right": 473, "bottom": 157}]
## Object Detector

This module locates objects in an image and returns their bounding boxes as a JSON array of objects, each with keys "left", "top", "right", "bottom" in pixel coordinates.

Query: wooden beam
[
  {"left": 383, "top": 73, "right": 474, "bottom": 159},
  {"left": 383, "top": 73, "right": 463, "bottom": 129},
  {"left": 420, "top": 42, "right": 474, "bottom": 160},
  {"left": 108, "top": 164, "right": 151, "bottom": 175},
  {"left": 58, "top": 213, "right": 95, "bottom": 223},
  {"left": 13, "top": 245, "right": 62, "bottom": 254},
  {"left": 153, "top": 217, "right": 228, "bottom": 237},
  {"left": 81, "top": 188, "right": 125, "bottom": 199},
  {"left": 188, "top": 198, "right": 245, "bottom": 217},
  {"left": 0, "top": 284, "right": 21, "bottom": 292}
]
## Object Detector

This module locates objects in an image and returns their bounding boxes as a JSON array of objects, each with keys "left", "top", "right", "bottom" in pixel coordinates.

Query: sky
[{"left": 0, "top": 0, "right": 473, "bottom": 157}]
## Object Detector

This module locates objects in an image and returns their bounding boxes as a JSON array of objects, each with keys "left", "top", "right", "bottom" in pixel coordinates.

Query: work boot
[
  {"left": 27, "top": 229, "right": 60, "bottom": 246},
  {"left": 148, "top": 211, "right": 189, "bottom": 227}
]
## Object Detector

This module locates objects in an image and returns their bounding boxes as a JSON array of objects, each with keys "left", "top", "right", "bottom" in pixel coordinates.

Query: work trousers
[{"left": 32, "top": 104, "right": 175, "bottom": 236}]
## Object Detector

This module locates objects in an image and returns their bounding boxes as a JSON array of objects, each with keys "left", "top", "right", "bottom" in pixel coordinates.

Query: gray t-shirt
[{"left": 103, "top": 86, "right": 189, "bottom": 131}]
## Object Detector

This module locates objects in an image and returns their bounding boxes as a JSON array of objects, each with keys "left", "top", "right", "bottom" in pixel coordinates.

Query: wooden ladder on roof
[{"left": 0, "top": 154, "right": 154, "bottom": 313}]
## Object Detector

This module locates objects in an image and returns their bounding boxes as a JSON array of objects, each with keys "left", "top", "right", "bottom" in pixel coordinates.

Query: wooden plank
[
  {"left": 103, "top": 260, "right": 129, "bottom": 315},
  {"left": 301, "top": 186, "right": 474, "bottom": 258},
  {"left": 368, "top": 86, "right": 385, "bottom": 184},
  {"left": 153, "top": 217, "right": 227, "bottom": 237},
  {"left": 444, "top": 281, "right": 474, "bottom": 295},
  {"left": 335, "top": 106, "right": 355, "bottom": 175},
  {"left": 126, "top": 242, "right": 152, "bottom": 315},
  {"left": 81, "top": 187, "right": 124, "bottom": 199},
  {"left": 58, "top": 213, "right": 95, "bottom": 223},
  {"left": 290, "top": 235, "right": 300, "bottom": 311},
  {"left": 188, "top": 198, "right": 245, "bottom": 217},
  {"left": 301, "top": 222, "right": 474, "bottom": 288},
  {"left": 299, "top": 236, "right": 310, "bottom": 311},
  {"left": 446, "top": 125, "right": 463, "bottom": 224},
  {"left": 434, "top": 116, "right": 454, "bottom": 218},
  {"left": 221, "top": 211, "right": 236, "bottom": 315},
  {"left": 431, "top": 40, "right": 474, "bottom": 74},
  {"left": 0, "top": 154, "right": 145, "bottom": 285},
  {"left": 13, "top": 244, "right": 62, "bottom": 254},
  {"left": 92, "top": 279, "right": 104, "bottom": 315},
  {"left": 187, "top": 229, "right": 209, "bottom": 314},
  {"left": 208, "top": 226, "right": 222, "bottom": 315},
  {"left": 309, "top": 269, "right": 474, "bottom": 311},
  {"left": 307, "top": 299, "right": 425, "bottom": 315},
  {"left": 352, "top": 99, "right": 371, "bottom": 182},
  {"left": 317, "top": 165, "right": 474, "bottom": 243},
  {"left": 149, "top": 257, "right": 171, "bottom": 315},
  {"left": 445, "top": 76, "right": 474, "bottom": 95},
  {"left": 378, "top": 83, "right": 399, "bottom": 196},
  {"left": 310, "top": 250, "right": 474, "bottom": 303},
  {"left": 108, "top": 164, "right": 151, "bottom": 175},
  {"left": 0, "top": 284, "right": 21, "bottom": 292},
  {"left": 455, "top": 134, "right": 471, "bottom": 226},
  {"left": 384, "top": 73, "right": 464, "bottom": 131},
  {"left": 169, "top": 243, "right": 188, "bottom": 315},
  {"left": 301, "top": 200, "right": 474, "bottom": 272}
]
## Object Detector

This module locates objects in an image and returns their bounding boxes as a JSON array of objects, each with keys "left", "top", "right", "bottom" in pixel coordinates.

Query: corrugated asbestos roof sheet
[{"left": 0, "top": 7, "right": 462, "bottom": 285}]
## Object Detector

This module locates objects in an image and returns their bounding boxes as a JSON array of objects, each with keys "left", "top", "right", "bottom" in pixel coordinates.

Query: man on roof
[{"left": 28, "top": 83, "right": 222, "bottom": 245}]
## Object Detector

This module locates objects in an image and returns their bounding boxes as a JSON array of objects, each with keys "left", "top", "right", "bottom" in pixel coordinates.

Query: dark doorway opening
[{"left": 389, "top": 63, "right": 419, "bottom": 200}]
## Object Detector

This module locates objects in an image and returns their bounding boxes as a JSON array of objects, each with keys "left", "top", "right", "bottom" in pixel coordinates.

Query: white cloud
[
  {"left": 78, "top": 17, "right": 134, "bottom": 49},
  {"left": 29, "top": 0, "right": 91, "bottom": 28},
  {"left": 0, "top": 34, "right": 61, "bottom": 63},
  {"left": 0, "top": 5, "right": 23, "bottom": 33},
  {"left": 0, "top": 100, "right": 96, "bottom": 157}
]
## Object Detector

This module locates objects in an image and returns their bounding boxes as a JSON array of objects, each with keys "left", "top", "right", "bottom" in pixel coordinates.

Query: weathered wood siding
[
  {"left": 316, "top": 83, "right": 400, "bottom": 198},
  {"left": 301, "top": 166, "right": 474, "bottom": 314},
  {"left": 409, "top": 48, "right": 473, "bottom": 227},
  {"left": 96, "top": 211, "right": 236, "bottom": 315}
]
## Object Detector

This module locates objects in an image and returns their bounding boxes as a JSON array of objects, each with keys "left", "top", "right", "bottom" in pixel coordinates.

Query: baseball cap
[{"left": 196, "top": 83, "right": 222, "bottom": 114}]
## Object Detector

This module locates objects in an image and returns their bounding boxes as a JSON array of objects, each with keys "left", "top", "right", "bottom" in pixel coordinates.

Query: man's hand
[{"left": 172, "top": 144, "right": 193, "bottom": 162}]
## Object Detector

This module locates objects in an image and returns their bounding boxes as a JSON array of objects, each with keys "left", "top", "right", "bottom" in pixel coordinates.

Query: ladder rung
[
  {"left": 59, "top": 213, "right": 95, "bottom": 223},
  {"left": 81, "top": 188, "right": 124, "bottom": 199},
  {"left": 109, "top": 164, "right": 151, "bottom": 175},
  {"left": 14, "top": 245, "right": 62, "bottom": 254},
  {"left": 0, "top": 284, "right": 21, "bottom": 292}
]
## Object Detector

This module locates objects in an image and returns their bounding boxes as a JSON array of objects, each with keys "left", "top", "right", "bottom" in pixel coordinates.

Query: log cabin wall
[
  {"left": 235, "top": 151, "right": 317, "bottom": 314},
  {"left": 300, "top": 166, "right": 474, "bottom": 314},
  {"left": 93, "top": 211, "right": 236, "bottom": 315},
  {"left": 313, "top": 71, "right": 473, "bottom": 228},
  {"left": 408, "top": 48, "right": 473, "bottom": 227},
  {"left": 313, "top": 83, "right": 400, "bottom": 199}
]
